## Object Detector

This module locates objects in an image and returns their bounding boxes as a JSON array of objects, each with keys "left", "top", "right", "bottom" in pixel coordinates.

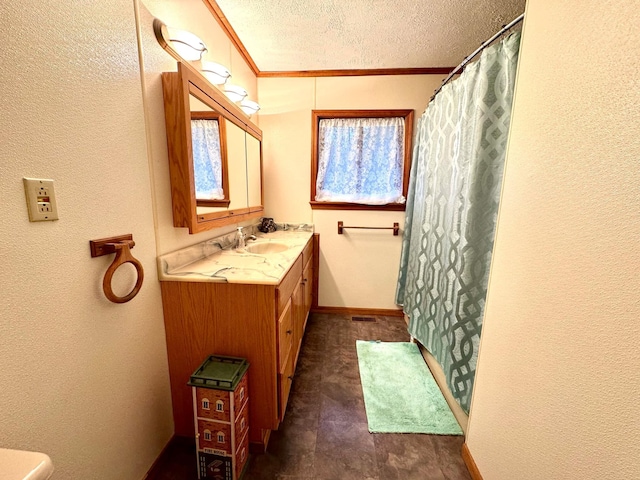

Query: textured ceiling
[{"left": 213, "top": 0, "right": 526, "bottom": 71}]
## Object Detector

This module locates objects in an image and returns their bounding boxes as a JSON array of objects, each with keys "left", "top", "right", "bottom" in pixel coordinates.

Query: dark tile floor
[{"left": 148, "top": 313, "right": 471, "bottom": 480}]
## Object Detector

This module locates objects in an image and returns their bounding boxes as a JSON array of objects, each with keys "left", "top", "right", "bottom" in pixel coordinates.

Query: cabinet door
[
  {"left": 278, "top": 343, "right": 295, "bottom": 421},
  {"left": 303, "top": 260, "right": 312, "bottom": 323},
  {"left": 292, "top": 280, "right": 304, "bottom": 352},
  {"left": 277, "top": 298, "right": 293, "bottom": 373}
]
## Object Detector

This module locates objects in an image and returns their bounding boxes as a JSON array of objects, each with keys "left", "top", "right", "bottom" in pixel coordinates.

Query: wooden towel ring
[
  {"left": 102, "top": 241, "right": 144, "bottom": 303},
  {"left": 90, "top": 235, "right": 144, "bottom": 304}
]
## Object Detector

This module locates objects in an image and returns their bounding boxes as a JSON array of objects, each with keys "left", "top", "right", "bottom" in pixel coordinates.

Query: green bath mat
[{"left": 356, "top": 341, "right": 463, "bottom": 435}]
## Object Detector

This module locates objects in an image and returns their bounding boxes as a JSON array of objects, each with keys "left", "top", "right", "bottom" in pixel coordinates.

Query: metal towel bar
[{"left": 337, "top": 221, "right": 399, "bottom": 236}]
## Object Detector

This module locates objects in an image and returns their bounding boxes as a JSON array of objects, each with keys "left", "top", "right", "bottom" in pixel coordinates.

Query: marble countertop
[{"left": 157, "top": 229, "right": 313, "bottom": 285}]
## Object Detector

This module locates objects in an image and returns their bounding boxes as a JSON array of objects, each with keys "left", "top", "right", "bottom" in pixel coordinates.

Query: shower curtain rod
[{"left": 430, "top": 13, "right": 524, "bottom": 101}]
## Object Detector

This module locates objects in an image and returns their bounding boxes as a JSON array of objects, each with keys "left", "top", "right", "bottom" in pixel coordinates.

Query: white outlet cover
[{"left": 23, "top": 177, "right": 59, "bottom": 222}]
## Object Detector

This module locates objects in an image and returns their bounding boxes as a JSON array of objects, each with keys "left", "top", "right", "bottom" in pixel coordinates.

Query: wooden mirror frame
[{"left": 161, "top": 62, "right": 263, "bottom": 234}]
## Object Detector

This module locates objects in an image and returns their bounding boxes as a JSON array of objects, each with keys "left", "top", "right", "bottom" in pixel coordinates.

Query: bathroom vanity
[
  {"left": 157, "top": 60, "right": 313, "bottom": 450},
  {"left": 158, "top": 229, "right": 318, "bottom": 451}
]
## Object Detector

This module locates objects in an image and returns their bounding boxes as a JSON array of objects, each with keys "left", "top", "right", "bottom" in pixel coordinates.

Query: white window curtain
[
  {"left": 316, "top": 117, "right": 406, "bottom": 205},
  {"left": 191, "top": 118, "right": 224, "bottom": 200}
]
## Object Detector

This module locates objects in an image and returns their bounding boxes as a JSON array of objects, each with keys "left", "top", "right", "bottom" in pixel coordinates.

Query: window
[
  {"left": 215, "top": 400, "right": 224, "bottom": 412},
  {"left": 217, "top": 432, "right": 225, "bottom": 443},
  {"left": 202, "top": 398, "right": 210, "bottom": 410},
  {"left": 311, "top": 110, "right": 413, "bottom": 211},
  {"left": 203, "top": 429, "right": 211, "bottom": 441},
  {"left": 191, "top": 111, "right": 230, "bottom": 207}
]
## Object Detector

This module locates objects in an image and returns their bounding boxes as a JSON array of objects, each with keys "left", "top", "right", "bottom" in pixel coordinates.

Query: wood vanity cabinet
[{"left": 160, "top": 234, "right": 318, "bottom": 451}]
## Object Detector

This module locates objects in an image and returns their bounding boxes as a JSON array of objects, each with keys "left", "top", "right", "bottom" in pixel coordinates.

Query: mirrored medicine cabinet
[{"left": 161, "top": 62, "right": 263, "bottom": 234}]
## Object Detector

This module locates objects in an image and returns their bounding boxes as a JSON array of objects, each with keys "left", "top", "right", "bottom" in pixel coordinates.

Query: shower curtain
[{"left": 396, "top": 32, "right": 521, "bottom": 413}]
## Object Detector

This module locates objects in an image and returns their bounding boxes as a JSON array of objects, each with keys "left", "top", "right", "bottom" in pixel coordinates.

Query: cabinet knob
[{"left": 286, "top": 329, "right": 292, "bottom": 334}]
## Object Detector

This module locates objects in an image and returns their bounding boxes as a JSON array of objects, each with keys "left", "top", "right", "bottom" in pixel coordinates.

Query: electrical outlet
[
  {"left": 38, "top": 203, "right": 52, "bottom": 213},
  {"left": 23, "top": 177, "right": 59, "bottom": 222}
]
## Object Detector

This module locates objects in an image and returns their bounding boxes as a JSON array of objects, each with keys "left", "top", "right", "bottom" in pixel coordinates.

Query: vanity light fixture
[
  {"left": 224, "top": 84, "right": 248, "bottom": 103},
  {"left": 153, "top": 18, "right": 207, "bottom": 61},
  {"left": 240, "top": 99, "right": 260, "bottom": 116},
  {"left": 200, "top": 61, "right": 231, "bottom": 85}
]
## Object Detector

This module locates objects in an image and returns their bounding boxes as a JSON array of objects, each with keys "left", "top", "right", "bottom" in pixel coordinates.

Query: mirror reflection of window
[{"left": 191, "top": 115, "right": 224, "bottom": 201}]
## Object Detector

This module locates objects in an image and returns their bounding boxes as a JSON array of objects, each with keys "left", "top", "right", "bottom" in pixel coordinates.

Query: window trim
[{"left": 310, "top": 109, "right": 414, "bottom": 211}]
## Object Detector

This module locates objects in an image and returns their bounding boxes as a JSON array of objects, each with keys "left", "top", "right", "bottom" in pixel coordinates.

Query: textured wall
[
  {"left": 139, "top": 0, "right": 259, "bottom": 255},
  {"left": 258, "top": 75, "right": 442, "bottom": 309},
  {"left": 466, "top": 1, "right": 640, "bottom": 478},
  {"left": 257, "top": 77, "right": 316, "bottom": 224},
  {"left": 0, "top": 1, "right": 173, "bottom": 478}
]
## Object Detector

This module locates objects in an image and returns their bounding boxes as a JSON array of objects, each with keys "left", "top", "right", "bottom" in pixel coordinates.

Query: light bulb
[
  {"left": 153, "top": 19, "right": 207, "bottom": 61},
  {"left": 224, "top": 85, "right": 248, "bottom": 103},
  {"left": 201, "top": 61, "right": 231, "bottom": 85},
  {"left": 240, "top": 99, "right": 260, "bottom": 115}
]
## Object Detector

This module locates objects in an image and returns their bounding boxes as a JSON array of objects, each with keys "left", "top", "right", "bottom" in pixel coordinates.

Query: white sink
[
  {"left": 0, "top": 448, "right": 53, "bottom": 480},
  {"left": 243, "top": 242, "right": 289, "bottom": 255}
]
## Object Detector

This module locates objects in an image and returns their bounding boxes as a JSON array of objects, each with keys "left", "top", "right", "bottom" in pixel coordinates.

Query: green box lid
[{"left": 188, "top": 355, "right": 250, "bottom": 391}]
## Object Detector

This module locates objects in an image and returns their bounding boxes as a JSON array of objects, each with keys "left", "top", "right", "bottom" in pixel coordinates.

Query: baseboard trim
[
  {"left": 461, "top": 442, "right": 483, "bottom": 480},
  {"left": 311, "top": 306, "right": 404, "bottom": 317}
]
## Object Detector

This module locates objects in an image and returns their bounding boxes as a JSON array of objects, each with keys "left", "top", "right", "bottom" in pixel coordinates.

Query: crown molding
[
  {"left": 257, "top": 67, "right": 455, "bottom": 78},
  {"left": 202, "top": 0, "right": 260, "bottom": 75}
]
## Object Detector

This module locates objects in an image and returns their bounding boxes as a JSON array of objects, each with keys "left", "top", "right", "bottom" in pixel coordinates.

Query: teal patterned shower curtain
[{"left": 396, "top": 32, "right": 520, "bottom": 413}]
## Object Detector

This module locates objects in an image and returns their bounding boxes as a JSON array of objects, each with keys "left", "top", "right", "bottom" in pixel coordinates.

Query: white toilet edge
[{"left": 0, "top": 448, "right": 54, "bottom": 480}]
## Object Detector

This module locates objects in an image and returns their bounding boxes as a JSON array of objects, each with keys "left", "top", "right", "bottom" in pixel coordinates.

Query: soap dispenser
[{"left": 236, "top": 227, "right": 246, "bottom": 249}]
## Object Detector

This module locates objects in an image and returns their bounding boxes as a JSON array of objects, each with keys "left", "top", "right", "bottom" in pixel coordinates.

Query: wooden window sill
[
  {"left": 309, "top": 201, "right": 406, "bottom": 212},
  {"left": 196, "top": 199, "right": 231, "bottom": 208}
]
